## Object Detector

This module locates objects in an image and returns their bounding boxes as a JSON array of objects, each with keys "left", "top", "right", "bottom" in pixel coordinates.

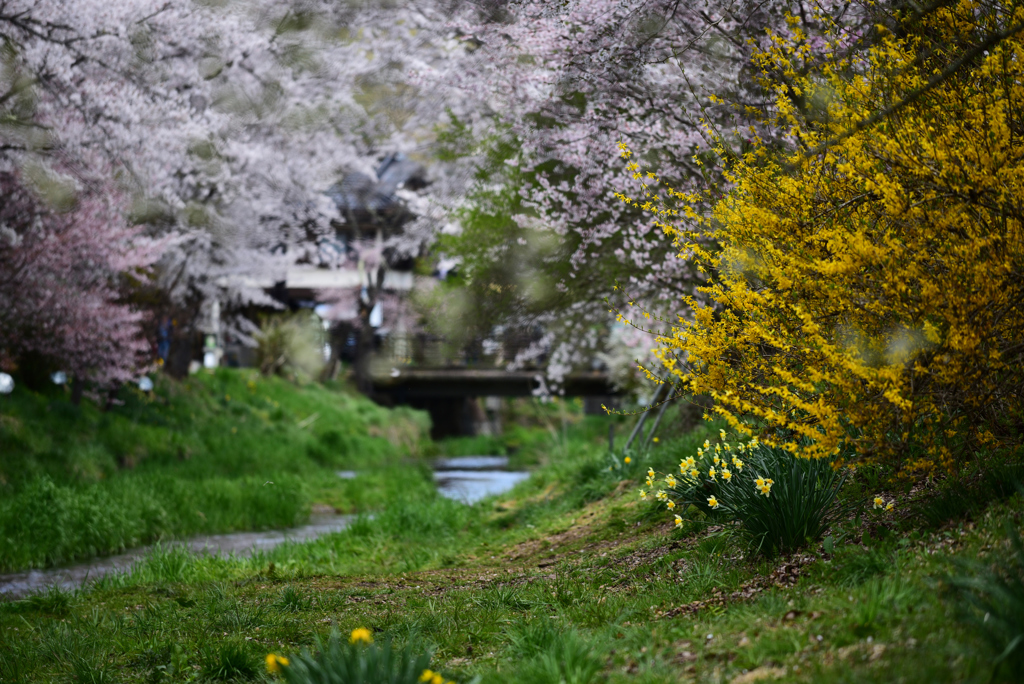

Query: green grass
[
  {"left": 3, "top": 394, "right": 1024, "bottom": 683},
  {"left": 0, "top": 368, "right": 431, "bottom": 571}
]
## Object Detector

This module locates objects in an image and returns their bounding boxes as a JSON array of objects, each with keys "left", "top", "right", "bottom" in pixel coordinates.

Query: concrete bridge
[{"left": 367, "top": 362, "right": 619, "bottom": 438}]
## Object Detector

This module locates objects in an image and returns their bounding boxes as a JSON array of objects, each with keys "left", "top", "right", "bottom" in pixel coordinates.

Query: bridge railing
[{"left": 369, "top": 332, "right": 545, "bottom": 374}]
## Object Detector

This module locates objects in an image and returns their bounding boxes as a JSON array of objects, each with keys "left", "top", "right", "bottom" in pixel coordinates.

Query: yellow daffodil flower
[
  {"left": 674, "top": 514, "right": 683, "bottom": 528},
  {"left": 656, "top": 490, "right": 668, "bottom": 501},
  {"left": 350, "top": 628, "right": 373, "bottom": 644},
  {"left": 665, "top": 475, "right": 677, "bottom": 488},
  {"left": 708, "top": 495, "right": 719, "bottom": 509},
  {"left": 708, "top": 467, "right": 717, "bottom": 480},
  {"left": 873, "top": 496, "right": 884, "bottom": 509},
  {"left": 721, "top": 468, "right": 732, "bottom": 482},
  {"left": 667, "top": 500, "right": 676, "bottom": 510},
  {"left": 266, "top": 654, "right": 289, "bottom": 674},
  {"left": 639, "top": 489, "right": 647, "bottom": 500},
  {"left": 690, "top": 468, "right": 699, "bottom": 478},
  {"left": 885, "top": 502, "right": 894, "bottom": 512}
]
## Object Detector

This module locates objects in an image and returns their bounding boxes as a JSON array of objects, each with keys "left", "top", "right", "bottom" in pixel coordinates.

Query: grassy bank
[
  {"left": 0, "top": 369, "right": 432, "bottom": 572},
  {"left": 2, "top": 410, "right": 1022, "bottom": 683}
]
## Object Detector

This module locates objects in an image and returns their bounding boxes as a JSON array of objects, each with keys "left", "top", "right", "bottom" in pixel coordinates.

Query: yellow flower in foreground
[
  {"left": 755, "top": 476, "right": 765, "bottom": 488},
  {"left": 732, "top": 457, "right": 744, "bottom": 470},
  {"left": 656, "top": 490, "right": 668, "bottom": 501},
  {"left": 624, "top": 456, "right": 631, "bottom": 464},
  {"left": 721, "top": 468, "right": 732, "bottom": 482},
  {"left": 758, "top": 483, "right": 772, "bottom": 497},
  {"left": 873, "top": 497, "right": 884, "bottom": 510},
  {"left": 886, "top": 502, "right": 894, "bottom": 512},
  {"left": 266, "top": 654, "right": 289, "bottom": 674},
  {"left": 707, "top": 495, "right": 719, "bottom": 509},
  {"left": 674, "top": 514, "right": 683, "bottom": 528},
  {"left": 666, "top": 500, "right": 676, "bottom": 510},
  {"left": 703, "top": 440, "right": 710, "bottom": 449},
  {"left": 350, "top": 627, "right": 373, "bottom": 644},
  {"left": 653, "top": 437, "right": 659, "bottom": 443},
  {"left": 708, "top": 467, "right": 717, "bottom": 480},
  {"left": 639, "top": 489, "right": 647, "bottom": 500},
  {"left": 665, "top": 475, "right": 677, "bottom": 488},
  {"left": 647, "top": 467, "right": 655, "bottom": 479},
  {"left": 689, "top": 469, "right": 699, "bottom": 478},
  {"left": 421, "top": 670, "right": 446, "bottom": 684}
]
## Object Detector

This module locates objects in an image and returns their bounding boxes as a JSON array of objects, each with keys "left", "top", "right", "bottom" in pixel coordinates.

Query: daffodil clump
[
  {"left": 644, "top": 430, "right": 769, "bottom": 520},
  {"left": 644, "top": 432, "right": 854, "bottom": 556},
  {"left": 267, "top": 628, "right": 456, "bottom": 684}
]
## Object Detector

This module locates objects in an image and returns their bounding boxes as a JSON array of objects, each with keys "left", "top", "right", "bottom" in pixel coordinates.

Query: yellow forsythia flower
[{"left": 350, "top": 627, "right": 373, "bottom": 644}]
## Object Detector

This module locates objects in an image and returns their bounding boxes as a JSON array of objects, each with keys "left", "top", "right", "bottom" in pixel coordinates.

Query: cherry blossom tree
[
  {"left": 427, "top": 0, "right": 870, "bottom": 391},
  {"left": 0, "top": 171, "right": 162, "bottom": 390},
  {"left": 0, "top": 0, "right": 480, "bottom": 379}
]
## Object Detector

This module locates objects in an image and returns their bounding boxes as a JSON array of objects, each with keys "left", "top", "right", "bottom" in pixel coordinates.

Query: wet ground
[{"left": 0, "top": 456, "right": 528, "bottom": 599}]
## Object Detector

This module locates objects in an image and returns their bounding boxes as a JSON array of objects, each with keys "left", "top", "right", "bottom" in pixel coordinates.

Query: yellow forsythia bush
[{"left": 622, "top": 2, "right": 1024, "bottom": 476}]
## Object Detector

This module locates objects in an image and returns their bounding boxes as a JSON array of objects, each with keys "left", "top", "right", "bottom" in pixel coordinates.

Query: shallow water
[
  {"left": 0, "top": 514, "right": 354, "bottom": 600},
  {"left": 0, "top": 455, "right": 529, "bottom": 599},
  {"left": 433, "top": 455, "right": 530, "bottom": 504}
]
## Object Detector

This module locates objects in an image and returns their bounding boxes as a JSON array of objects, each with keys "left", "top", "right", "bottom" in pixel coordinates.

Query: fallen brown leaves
[{"left": 661, "top": 552, "right": 819, "bottom": 619}]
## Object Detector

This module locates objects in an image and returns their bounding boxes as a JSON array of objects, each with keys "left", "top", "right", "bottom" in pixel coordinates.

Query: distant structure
[
  {"left": 221, "top": 153, "right": 618, "bottom": 436},
  {"left": 326, "top": 153, "right": 427, "bottom": 234}
]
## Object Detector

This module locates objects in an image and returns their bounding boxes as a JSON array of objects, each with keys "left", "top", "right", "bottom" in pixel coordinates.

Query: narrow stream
[
  {"left": 433, "top": 455, "right": 530, "bottom": 504},
  {"left": 0, "top": 456, "right": 528, "bottom": 599}
]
